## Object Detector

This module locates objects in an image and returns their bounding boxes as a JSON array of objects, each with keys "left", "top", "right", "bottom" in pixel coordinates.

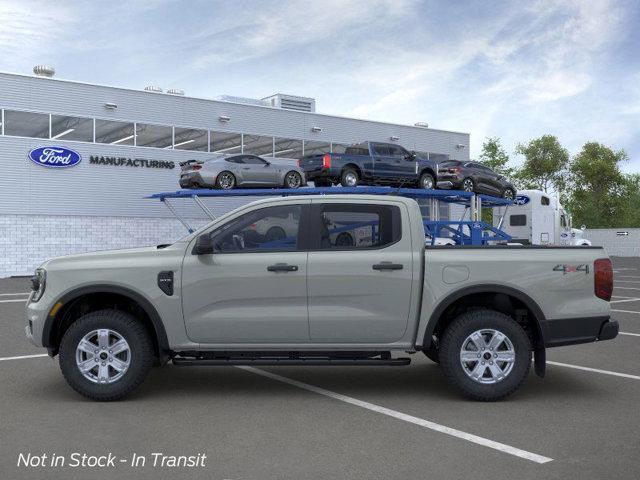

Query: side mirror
[
  {"left": 193, "top": 234, "right": 214, "bottom": 255},
  {"left": 404, "top": 152, "right": 416, "bottom": 160},
  {"left": 581, "top": 225, "right": 586, "bottom": 231}
]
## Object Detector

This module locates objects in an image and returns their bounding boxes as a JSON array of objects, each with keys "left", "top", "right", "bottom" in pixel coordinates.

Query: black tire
[
  {"left": 419, "top": 172, "right": 435, "bottom": 190},
  {"left": 284, "top": 171, "right": 303, "bottom": 189},
  {"left": 340, "top": 168, "right": 359, "bottom": 187},
  {"left": 502, "top": 188, "right": 515, "bottom": 200},
  {"left": 59, "top": 309, "right": 153, "bottom": 401},
  {"left": 265, "top": 226, "right": 286, "bottom": 242},
  {"left": 461, "top": 178, "right": 475, "bottom": 192},
  {"left": 439, "top": 309, "right": 531, "bottom": 401},
  {"left": 314, "top": 179, "right": 332, "bottom": 187},
  {"left": 335, "top": 232, "right": 355, "bottom": 247},
  {"left": 215, "top": 171, "right": 236, "bottom": 190}
]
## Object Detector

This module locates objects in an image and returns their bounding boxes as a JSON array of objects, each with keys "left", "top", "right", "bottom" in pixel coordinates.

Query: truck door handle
[
  {"left": 267, "top": 263, "right": 298, "bottom": 272},
  {"left": 372, "top": 262, "right": 403, "bottom": 271},
  {"left": 242, "top": 167, "right": 251, "bottom": 170}
]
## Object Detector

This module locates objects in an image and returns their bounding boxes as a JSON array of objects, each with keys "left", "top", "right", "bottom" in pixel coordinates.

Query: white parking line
[
  {"left": 620, "top": 332, "right": 640, "bottom": 337},
  {"left": 547, "top": 361, "right": 640, "bottom": 381},
  {"left": 615, "top": 280, "right": 640, "bottom": 285},
  {"left": 612, "top": 309, "right": 640, "bottom": 315},
  {"left": 616, "top": 276, "right": 640, "bottom": 280},
  {"left": 614, "top": 286, "right": 640, "bottom": 291},
  {"left": 0, "top": 353, "right": 49, "bottom": 362},
  {"left": 0, "top": 299, "right": 28, "bottom": 304},
  {"left": 610, "top": 298, "right": 640, "bottom": 304},
  {"left": 0, "top": 292, "right": 30, "bottom": 296},
  {"left": 238, "top": 366, "right": 553, "bottom": 464}
]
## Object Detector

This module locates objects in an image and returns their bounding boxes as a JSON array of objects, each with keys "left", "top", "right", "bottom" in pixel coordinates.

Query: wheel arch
[
  {"left": 342, "top": 163, "right": 362, "bottom": 178},
  {"left": 42, "top": 284, "right": 170, "bottom": 362},
  {"left": 422, "top": 284, "right": 547, "bottom": 351}
]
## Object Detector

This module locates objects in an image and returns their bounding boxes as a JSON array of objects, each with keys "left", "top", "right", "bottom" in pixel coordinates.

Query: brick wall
[{"left": 0, "top": 214, "right": 208, "bottom": 277}]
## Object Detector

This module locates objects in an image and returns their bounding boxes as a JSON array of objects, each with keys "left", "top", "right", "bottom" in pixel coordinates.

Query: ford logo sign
[
  {"left": 28, "top": 146, "right": 82, "bottom": 168},
  {"left": 514, "top": 195, "right": 530, "bottom": 206}
]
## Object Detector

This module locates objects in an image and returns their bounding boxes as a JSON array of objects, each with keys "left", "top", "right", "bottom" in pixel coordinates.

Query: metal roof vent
[
  {"left": 167, "top": 88, "right": 185, "bottom": 96},
  {"left": 33, "top": 65, "right": 55, "bottom": 78},
  {"left": 144, "top": 85, "right": 163, "bottom": 93},
  {"left": 414, "top": 122, "right": 429, "bottom": 128}
]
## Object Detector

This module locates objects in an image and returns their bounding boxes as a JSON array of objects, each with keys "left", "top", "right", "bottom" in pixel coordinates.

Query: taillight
[
  {"left": 297, "top": 159, "right": 302, "bottom": 167},
  {"left": 322, "top": 153, "right": 331, "bottom": 169},
  {"left": 594, "top": 258, "right": 613, "bottom": 301},
  {"left": 192, "top": 164, "right": 202, "bottom": 170}
]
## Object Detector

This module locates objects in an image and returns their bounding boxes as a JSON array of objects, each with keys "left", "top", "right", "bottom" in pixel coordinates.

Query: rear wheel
[
  {"left": 284, "top": 171, "right": 302, "bottom": 189},
  {"left": 439, "top": 309, "right": 531, "bottom": 401},
  {"left": 59, "top": 309, "right": 153, "bottom": 401},
  {"left": 216, "top": 171, "right": 236, "bottom": 190},
  {"left": 419, "top": 172, "right": 435, "bottom": 189},
  {"left": 340, "top": 168, "right": 359, "bottom": 187}
]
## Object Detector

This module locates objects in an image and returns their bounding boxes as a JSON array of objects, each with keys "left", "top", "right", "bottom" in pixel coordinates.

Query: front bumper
[
  {"left": 25, "top": 293, "right": 48, "bottom": 348},
  {"left": 544, "top": 316, "right": 618, "bottom": 347}
]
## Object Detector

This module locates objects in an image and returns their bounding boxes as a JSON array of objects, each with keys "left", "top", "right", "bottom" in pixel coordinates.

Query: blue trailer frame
[{"left": 146, "top": 186, "right": 513, "bottom": 245}]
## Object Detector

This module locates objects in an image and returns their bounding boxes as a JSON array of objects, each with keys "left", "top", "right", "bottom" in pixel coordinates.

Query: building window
[
  {"left": 50, "top": 114, "right": 94, "bottom": 142},
  {"left": 3, "top": 110, "right": 50, "bottom": 139},
  {"left": 243, "top": 134, "right": 274, "bottom": 156},
  {"left": 95, "top": 119, "right": 135, "bottom": 145},
  {"left": 135, "top": 123, "right": 173, "bottom": 148},
  {"left": 273, "top": 137, "right": 303, "bottom": 159},
  {"left": 210, "top": 131, "right": 242, "bottom": 154},
  {"left": 173, "top": 127, "right": 208, "bottom": 151},
  {"left": 303, "top": 140, "right": 330, "bottom": 156},
  {"left": 331, "top": 143, "right": 349, "bottom": 154}
]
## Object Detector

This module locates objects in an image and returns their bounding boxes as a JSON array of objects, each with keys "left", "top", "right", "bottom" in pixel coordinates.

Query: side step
[{"left": 172, "top": 351, "right": 411, "bottom": 367}]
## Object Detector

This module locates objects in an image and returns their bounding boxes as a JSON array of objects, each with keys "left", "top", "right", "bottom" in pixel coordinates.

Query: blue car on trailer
[{"left": 298, "top": 141, "right": 439, "bottom": 190}]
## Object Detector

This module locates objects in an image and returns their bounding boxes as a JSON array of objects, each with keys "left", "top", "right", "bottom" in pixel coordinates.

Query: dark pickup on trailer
[{"left": 298, "top": 141, "right": 439, "bottom": 189}]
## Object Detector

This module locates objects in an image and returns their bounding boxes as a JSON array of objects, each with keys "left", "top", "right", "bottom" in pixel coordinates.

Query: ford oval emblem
[
  {"left": 28, "top": 146, "right": 82, "bottom": 168},
  {"left": 514, "top": 195, "right": 530, "bottom": 205}
]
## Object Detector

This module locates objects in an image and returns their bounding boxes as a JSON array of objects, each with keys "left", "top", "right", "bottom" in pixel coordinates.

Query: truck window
[
  {"left": 372, "top": 144, "right": 390, "bottom": 156},
  {"left": 316, "top": 204, "right": 401, "bottom": 250},
  {"left": 387, "top": 145, "right": 407, "bottom": 157},
  {"left": 510, "top": 214, "right": 527, "bottom": 226},
  {"left": 541, "top": 196, "right": 550, "bottom": 205},
  {"left": 210, "top": 205, "right": 301, "bottom": 253},
  {"left": 344, "top": 143, "right": 369, "bottom": 156}
]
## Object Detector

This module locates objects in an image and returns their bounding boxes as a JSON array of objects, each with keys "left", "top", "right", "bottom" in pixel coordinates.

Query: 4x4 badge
[{"left": 553, "top": 264, "right": 589, "bottom": 275}]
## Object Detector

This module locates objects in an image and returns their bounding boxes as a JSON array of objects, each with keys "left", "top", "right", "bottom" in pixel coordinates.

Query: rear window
[
  {"left": 541, "top": 196, "right": 550, "bottom": 205},
  {"left": 315, "top": 204, "right": 401, "bottom": 250},
  {"left": 439, "top": 160, "right": 461, "bottom": 167},
  {"left": 345, "top": 144, "right": 369, "bottom": 156},
  {"left": 510, "top": 215, "right": 527, "bottom": 226}
]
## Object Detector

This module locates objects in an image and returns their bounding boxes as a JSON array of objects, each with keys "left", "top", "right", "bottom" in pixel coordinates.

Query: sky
[{"left": 1, "top": 0, "right": 639, "bottom": 171}]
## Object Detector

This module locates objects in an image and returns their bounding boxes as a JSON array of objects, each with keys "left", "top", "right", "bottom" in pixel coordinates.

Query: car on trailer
[
  {"left": 298, "top": 141, "right": 438, "bottom": 189},
  {"left": 179, "top": 154, "right": 306, "bottom": 190},
  {"left": 436, "top": 160, "right": 516, "bottom": 199}
]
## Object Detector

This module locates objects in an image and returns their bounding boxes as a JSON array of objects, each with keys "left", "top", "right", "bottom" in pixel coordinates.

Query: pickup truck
[
  {"left": 26, "top": 194, "right": 617, "bottom": 401},
  {"left": 298, "top": 142, "right": 439, "bottom": 189}
]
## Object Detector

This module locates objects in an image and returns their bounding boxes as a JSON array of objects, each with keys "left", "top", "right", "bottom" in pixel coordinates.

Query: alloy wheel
[
  {"left": 459, "top": 328, "right": 515, "bottom": 384},
  {"left": 421, "top": 175, "right": 434, "bottom": 189},
  {"left": 286, "top": 172, "right": 301, "bottom": 188},
  {"left": 75, "top": 329, "right": 131, "bottom": 384},
  {"left": 503, "top": 189, "right": 514, "bottom": 200},
  {"left": 344, "top": 172, "right": 358, "bottom": 187},
  {"left": 462, "top": 179, "right": 474, "bottom": 192}
]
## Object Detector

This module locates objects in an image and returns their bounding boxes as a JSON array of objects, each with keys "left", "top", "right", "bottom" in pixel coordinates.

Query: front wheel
[
  {"left": 502, "top": 188, "right": 515, "bottom": 200},
  {"left": 59, "top": 309, "right": 153, "bottom": 401},
  {"left": 439, "top": 309, "right": 531, "bottom": 401},
  {"left": 419, "top": 172, "right": 435, "bottom": 189}
]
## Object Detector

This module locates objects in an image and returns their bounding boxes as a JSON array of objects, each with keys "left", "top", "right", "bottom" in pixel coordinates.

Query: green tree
[
  {"left": 566, "top": 142, "right": 628, "bottom": 228},
  {"left": 479, "top": 137, "right": 514, "bottom": 177},
  {"left": 515, "top": 135, "right": 569, "bottom": 193}
]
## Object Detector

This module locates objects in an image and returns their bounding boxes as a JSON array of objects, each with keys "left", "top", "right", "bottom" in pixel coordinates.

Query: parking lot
[{"left": 1, "top": 257, "right": 639, "bottom": 480}]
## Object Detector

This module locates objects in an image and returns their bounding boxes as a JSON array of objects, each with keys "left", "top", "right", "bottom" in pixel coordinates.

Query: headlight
[{"left": 30, "top": 268, "right": 46, "bottom": 302}]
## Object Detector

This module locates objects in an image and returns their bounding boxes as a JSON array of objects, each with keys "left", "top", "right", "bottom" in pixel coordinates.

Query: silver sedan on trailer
[{"left": 179, "top": 154, "right": 307, "bottom": 190}]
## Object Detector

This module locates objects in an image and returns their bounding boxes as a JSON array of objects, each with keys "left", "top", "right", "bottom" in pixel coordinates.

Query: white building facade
[{"left": 0, "top": 71, "right": 470, "bottom": 277}]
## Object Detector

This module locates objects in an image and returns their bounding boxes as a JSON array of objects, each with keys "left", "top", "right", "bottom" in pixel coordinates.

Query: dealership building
[{"left": 0, "top": 68, "right": 470, "bottom": 277}]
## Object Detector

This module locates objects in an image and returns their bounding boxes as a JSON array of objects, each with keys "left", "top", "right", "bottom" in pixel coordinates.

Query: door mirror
[
  {"left": 193, "top": 234, "right": 214, "bottom": 255},
  {"left": 404, "top": 152, "right": 416, "bottom": 160},
  {"left": 263, "top": 160, "right": 271, "bottom": 166}
]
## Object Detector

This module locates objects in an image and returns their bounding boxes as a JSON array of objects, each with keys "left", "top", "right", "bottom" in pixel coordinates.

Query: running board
[{"left": 172, "top": 352, "right": 410, "bottom": 366}]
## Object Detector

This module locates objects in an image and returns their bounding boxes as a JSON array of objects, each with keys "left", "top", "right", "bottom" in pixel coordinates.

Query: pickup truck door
[
  {"left": 370, "top": 143, "right": 395, "bottom": 181},
  {"left": 181, "top": 202, "right": 311, "bottom": 344},
  {"left": 387, "top": 144, "right": 418, "bottom": 182},
  {"left": 306, "top": 201, "right": 414, "bottom": 343}
]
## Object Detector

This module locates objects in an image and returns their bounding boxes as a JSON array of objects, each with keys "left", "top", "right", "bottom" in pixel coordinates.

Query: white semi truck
[{"left": 494, "top": 189, "right": 591, "bottom": 246}]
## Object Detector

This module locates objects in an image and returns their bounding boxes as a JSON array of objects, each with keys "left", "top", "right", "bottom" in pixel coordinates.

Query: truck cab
[{"left": 494, "top": 189, "right": 591, "bottom": 246}]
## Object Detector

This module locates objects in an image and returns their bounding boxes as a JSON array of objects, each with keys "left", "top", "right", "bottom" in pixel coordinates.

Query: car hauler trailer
[
  {"left": 146, "top": 186, "right": 514, "bottom": 246},
  {"left": 492, "top": 189, "right": 591, "bottom": 246}
]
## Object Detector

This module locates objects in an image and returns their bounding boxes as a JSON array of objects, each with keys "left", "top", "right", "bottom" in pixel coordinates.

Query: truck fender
[
  {"left": 422, "top": 284, "right": 547, "bottom": 376},
  {"left": 42, "top": 284, "right": 170, "bottom": 362}
]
